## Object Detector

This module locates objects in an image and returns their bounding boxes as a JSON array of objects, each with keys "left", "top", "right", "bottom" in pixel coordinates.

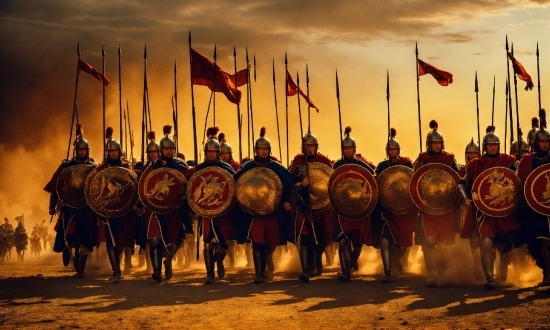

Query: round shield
[
  {"left": 328, "top": 164, "right": 378, "bottom": 220},
  {"left": 56, "top": 164, "right": 96, "bottom": 209},
  {"left": 139, "top": 166, "right": 188, "bottom": 214},
  {"left": 85, "top": 166, "right": 138, "bottom": 218},
  {"left": 377, "top": 165, "right": 416, "bottom": 215},
  {"left": 470, "top": 167, "right": 521, "bottom": 217},
  {"left": 410, "top": 163, "right": 461, "bottom": 216},
  {"left": 297, "top": 162, "right": 334, "bottom": 213},
  {"left": 524, "top": 163, "right": 550, "bottom": 216},
  {"left": 187, "top": 166, "right": 236, "bottom": 217},
  {"left": 236, "top": 167, "right": 283, "bottom": 217}
]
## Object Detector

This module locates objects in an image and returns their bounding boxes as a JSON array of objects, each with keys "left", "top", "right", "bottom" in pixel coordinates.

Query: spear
[
  {"left": 172, "top": 94, "right": 177, "bottom": 153},
  {"left": 141, "top": 44, "right": 147, "bottom": 164},
  {"left": 246, "top": 48, "right": 251, "bottom": 157},
  {"left": 506, "top": 35, "right": 514, "bottom": 144},
  {"left": 248, "top": 50, "right": 255, "bottom": 147},
  {"left": 67, "top": 42, "right": 81, "bottom": 160},
  {"left": 304, "top": 64, "right": 314, "bottom": 239},
  {"left": 126, "top": 100, "right": 133, "bottom": 164},
  {"left": 306, "top": 64, "right": 311, "bottom": 132},
  {"left": 189, "top": 31, "right": 200, "bottom": 261},
  {"left": 336, "top": 70, "right": 343, "bottom": 159},
  {"left": 505, "top": 78, "right": 509, "bottom": 153},
  {"left": 475, "top": 72, "right": 480, "bottom": 148},
  {"left": 272, "top": 58, "right": 283, "bottom": 161},
  {"left": 213, "top": 45, "right": 217, "bottom": 126},
  {"left": 102, "top": 43, "right": 106, "bottom": 163},
  {"left": 124, "top": 105, "right": 128, "bottom": 160},
  {"left": 234, "top": 47, "right": 243, "bottom": 161},
  {"left": 386, "top": 70, "right": 390, "bottom": 139},
  {"left": 491, "top": 75, "right": 495, "bottom": 126},
  {"left": 512, "top": 43, "right": 521, "bottom": 149},
  {"left": 174, "top": 61, "right": 179, "bottom": 153},
  {"left": 285, "top": 52, "right": 289, "bottom": 167},
  {"left": 415, "top": 43, "right": 423, "bottom": 157},
  {"left": 537, "top": 42, "right": 542, "bottom": 115},
  {"left": 297, "top": 71, "right": 304, "bottom": 137},
  {"left": 118, "top": 44, "right": 123, "bottom": 145}
]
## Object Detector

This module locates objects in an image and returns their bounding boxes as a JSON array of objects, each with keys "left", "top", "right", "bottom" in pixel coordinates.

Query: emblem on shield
[
  {"left": 139, "top": 166, "right": 188, "bottom": 214},
  {"left": 56, "top": 164, "right": 96, "bottom": 209},
  {"left": 410, "top": 163, "right": 461, "bottom": 216},
  {"left": 187, "top": 167, "right": 236, "bottom": 217},
  {"left": 472, "top": 167, "right": 521, "bottom": 217}
]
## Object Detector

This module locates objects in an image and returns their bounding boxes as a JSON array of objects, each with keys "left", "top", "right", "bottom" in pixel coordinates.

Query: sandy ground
[{"left": 1, "top": 243, "right": 550, "bottom": 330}]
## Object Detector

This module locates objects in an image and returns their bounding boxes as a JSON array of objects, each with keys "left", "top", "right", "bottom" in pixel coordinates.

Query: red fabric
[
  {"left": 516, "top": 152, "right": 550, "bottom": 182},
  {"left": 78, "top": 59, "right": 109, "bottom": 86},
  {"left": 44, "top": 164, "right": 65, "bottom": 193},
  {"left": 248, "top": 215, "right": 280, "bottom": 248},
  {"left": 97, "top": 222, "right": 107, "bottom": 243},
  {"left": 229, "top": 160, "right": 240, "bottom": 172},
  {"left": 118, "top": 212, "right": 135, "bottom": 248},
  {"left": 458, "top": 166, "right": 466, "bottom": 178},
  {"left": 479, "top": 216, "right": 520, "bottom": 238},
  {"left": 422, "top": 212, "right": 456, "bottom": 244},
  {"left": 508, "top": 53, "right": 534, "bottom": 91},
  {"left": 226, "top": 67, "right": 249, "bottom": 87},
  {"left": 295, "top": 209, "right": 335, "bottom": 244},
  {"left": 465, "top": 154, "right": 516, "bottom": 186},
  {"left": 414, "top": 151, "right": 455, "bottom": 168},
  {"left": 384, "top": 211, "right": 416, "bottom": 247},
  {"left": 355, "top": 154, "right": 376, "bottom": 169},
  {"left": 417, "top": 59, "right": 453, "bottom": 86},
  {"left": 338, "top": 216, "right": 372, "bottom": 246},
  {"left": 146, "top": 213, "right": 162, "bottom": 239},
  {"left": 202, "top": 214, "right": 235, "bottom": 242},
  {"left": 144, "top": 210, "right": 182, "bottom": 247},
  {"left": 289, "top": 152, "right": 332, "bottom": 174},
  {"left": 190, "top": 48, "right": 242, "bottom": 104},
  {"left": 286, "top": 70, "right": 319, "bottom": 112}
]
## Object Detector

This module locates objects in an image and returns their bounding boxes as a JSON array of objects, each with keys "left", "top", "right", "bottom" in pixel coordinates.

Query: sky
[{"left": 0, "top": 0, "right": 549, "bottom": 223}]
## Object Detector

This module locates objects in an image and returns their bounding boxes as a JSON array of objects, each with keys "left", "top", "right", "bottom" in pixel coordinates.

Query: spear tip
[
  {"left": 415, "top": 42, "right": 418, "bottom": 55},
  {"left": 77, "top": 41, "right": 80, "bottom": 56},
  {"left": 536, "top": 41, "right": 539, "bottom": 56},
  {"left": 118, "top": 44, "right": 121, "bottom": 56},
  {"left": 233, "top": 45, "right": 236, "bottom": 57},
  {"left": 144, "top": 44, "right": 147, "bottom": 59},
  {"left": 188, "top": 31, "right": 191, "bottom": 44},
  {"left": 102, "top": 43, "right": 105, "bottom": 56},
  {"left": 505, "top": 35, "right": 509, "bottom": 50},
  {"left": 285, "top": 52, "right": 287, "bottom": 65}
]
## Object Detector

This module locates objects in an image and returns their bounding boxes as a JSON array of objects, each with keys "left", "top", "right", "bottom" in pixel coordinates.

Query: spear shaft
[
  {"left": 141, "top": 45, "right": 147, "bottom": 164},
  {"left": 491, "top": 76, "right": 495, "bottom": 126},
  {"left": 386, "top": 70, "right": 390, "bottom": 139},
  {"left": 415, "top": 43, "right": 423, "bottom": 156},
  {"left": 189, "top": 32, "right": 200, "bottom": 261},
  {"left": 272, "top": 59, "right": 283, "bottom": 161},
  {"left": 506, "top": 35, "right": 515, "bottom": 144},
  {"left": 174, "top": 61, "right": 179, "bottom": 153},
  {"left": 306, "top": 64, "right": 311, "bottom": 132},
  {"left": 213, "top": 45, "right": 217, "bottom": 126},
  {"left": 336, "top": 70, "right": 343, "bottom": 159},
  {"left": 512, "top": 44, "right": 520, "bottom": 149},
  {"left": 67, "top": 42, "right": 81, "bottom": 160},
  {"left": 249, "top": 51, "right": 255, "bottom": 146},
  {"left": 505, "top": 78, "right": 509, "bottom": 153},
  {"left": 537, "top": 42, "right": 542, "bottom": 115},
  {"left": 297, "top": 71, "right": 303, "bottom": 137},
  {"left": 102, "top": 43, "right": 106, "bottom": 163},
  {"left": 475, "top": 71, "right": 480, "bottom": 148},
  {"left": 118, "top": 44, "right": 123, "bottom": 145},
  {"left": 304, "top": 63, "right": 314, "bottom": 237},
  {"left": 246, "top": 49, "right": 251, "bottom": 157},
  {"left": 233, "top": 47, "right": 243, "bottom": 162},
  {"left": 285, "top": 53, "right": 289, "bottom": 167}
]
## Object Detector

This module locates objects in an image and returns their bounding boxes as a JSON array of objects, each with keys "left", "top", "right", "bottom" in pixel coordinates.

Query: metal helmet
[
  {"left": 218, "top": 133, "right": 233, "bottom": 154},
  {"left": 482, "top": 125, "right": 500, "bottom": 153},
  {"left": 159, "top": 125, "right": 176, "bottom": 149},
  {"left": 105, "top": 127, "right": 121, "bottom": 150},
  {"left": 74, "top": 124, "right": 89, "bottom": 150},
  {"left": 535, "top": 128, "right": 550, "bottom": 142},
  {"left": 464, "top": 137, "right": 479, "bottom": 163},
  {"left": 510, "top": 127, "right": 530, "bottom": 155},
  {"left": 204, "top": 127, "right": 220, "bottom": 152},
  {"left": 425, "top": 120, "right": 444, "bottom": 151},
  {"left": 385, "top": 127, "right": 401, "bottom": 155},
  {"left": 341, "top": 126, "right": 356, "bottom": 151},
  {"left": 527, "top": 116, "right": 540, "bottom": 148},
  {"left": 146, "top": 131, "right": 159, "bottom": 152},
  {"left": 302, "top": 129, "right": 318, "bottom": 152},
  {"left": 254, "top": 127, "right": 271, "bottom": 151}
]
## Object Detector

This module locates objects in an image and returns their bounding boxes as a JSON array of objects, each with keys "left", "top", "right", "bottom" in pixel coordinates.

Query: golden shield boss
[
  {"left": 410, "top": 163, "right": 461, "bottom": 216},
  {"left": 377, "top": 165, "right": 416, "bottom": 216},
  {"left": 56, "top": 164, "right": 96, "bottom": 209},
  {"left": 139, "top": 166, "right": 188, "bottom": 214},
  {"left": 85, "top": 166, "right": 138, "bottom": 218},
  {"left": 472, "top": 167, "right": 521, "bottom": 217},
  {"left": 236, "top": 167, "right": 282, "bottom": 217},
  {"left": 187, "top": 166, "right": 236, "bottom": 218}
]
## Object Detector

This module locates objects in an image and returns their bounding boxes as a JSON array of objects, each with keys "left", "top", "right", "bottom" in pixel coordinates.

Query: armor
[
  {"left": 534, "top": 128, "right": 550, "bottom": 143},
  {"left": 302, "top": 129, "right": 318, "bottom": 151},
  {"left": 386, "top": 128, "right": 401, "bottom": 154},
  {"left": 509, "top": 139, "right": 529, "bottom": 156},
  {"left": 218, "top": 133, "right": 233, "bottom": 154},
  {"left": 527, "top": 116, "right": 540, "bottom": 149},
  {"left": 254, "top": 127, "right": 271, "bottom": 151},
  {"left": 159, "top": 125, "right": 175, "bottom": 149},
  {"left": 341, "top": 126, "right": 356, "bottom": 152},
  {"left": 204, "top": 127, "right": 220, "bottom": 152},
  {"left": 464, "top": 138, "right": 480, "bottom": 163},
  {"left": 74, "top": 124, "right": 89, "bottom": 150},
  {"left": 146, "top": 131, "right": 159, "bottom": 152},
  {"left": 105, "top": 127, "right": 121, "bottom": 151},
  {"left": 482, "top": 126, "right": 500, "bottom": 153},
  {"left": 426, "top": 120, "right": 444, "bottom": 151}
]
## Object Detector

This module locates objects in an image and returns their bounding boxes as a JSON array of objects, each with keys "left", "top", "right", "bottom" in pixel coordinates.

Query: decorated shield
[
  {"left": 377, "top": 165, "right": 416, "bottom": 216},
  {"left": 56, "top": 164, "right": 96, "bottom": 209},
  {"left": 139, "top": 166, "right": 188, "bottom": 214},
  {"left": 524, "top": 163, "right": 550, "bottom": 216},
  {"left": 328, "top": 164, "right": 378, "bottom": 220},
  {"left": 85, "top": 166, "right": 138, "bottom": 218},
  {"left": 472, "top": 167, "right": 521, "bottom": 217},
  {"left": 236, "top": 167, "right": 283, "bottom": 217},
  {"left": 187, "top": 167, "right": 236, "bottom": 217},
  {"left": 297, "top": 162, "right": 334, "bottom": 213},
  {"left": 410, "top": 163, "right": 461, "bottom": 216}
]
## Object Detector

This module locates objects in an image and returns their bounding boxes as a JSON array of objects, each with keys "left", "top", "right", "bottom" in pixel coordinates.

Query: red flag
[
  {"left": 508, "top": 52, "right": 534, "bottom": 91},
  {"left": 190, "top": 48, "right": 242, "bottom": 104},
  {"left": 78, "top": 59, "right": 109, "bottom": 86},
  {"left": 286, "top": 70, "right": 319, "bottom": 112},
  {"left": 225, "top": 64, "right": 250, "bottom": 88},
  {"left": 417, "top": 59, "right": 453, "bottom": 86}
]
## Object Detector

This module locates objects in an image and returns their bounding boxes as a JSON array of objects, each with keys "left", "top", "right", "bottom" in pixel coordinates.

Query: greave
[
  {"left": 77, "top": 254, "right": 87, "bottom": 278},
  {"left": 149, "top": 244, "right": 162, "bottom": 282},
  {"left": 338, "top": 242, "right": 351, "bottom": 283},
  {"left": 164, "top": 251, "right": 174, "bottom": 280},
  {"left": 299, "top": 245, "right": 310, "bottom": 282},
  {"left": 253, "top": 249, "right": 265, "bottom": 284},
  {"left": 265, "top": 249, "right": 275, "bottom": 281},
  {"left": 499, "top": 251, "right": 511, "bottom": 282},
  {"left": 216, "top": 249, "right": 227, "bottom": 279},
  {"left": 381, "top": 248, "right": 392, "bottom": 283},
  {"left": 481, "top": 250, "right": 495, "bottom": 289},
  {"left": 107, "top": 247, "right": 121, "bottom": 283},
  {"left": 204, "top": 248, "right": 215, "bottom": 284},
  {"left": 350, "top": 245, "right": 362, "bottom": 271}
]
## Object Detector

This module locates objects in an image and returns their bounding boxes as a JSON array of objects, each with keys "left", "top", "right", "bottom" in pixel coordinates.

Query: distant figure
[{"left": 14, "top": 216, "right": 28, "bottom": 262}]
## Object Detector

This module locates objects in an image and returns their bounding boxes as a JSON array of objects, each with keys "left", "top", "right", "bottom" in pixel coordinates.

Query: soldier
[
  {"left": 510, "top": 128, "right": 530, "bottom": 165},
  {"left": 234, "top": 127, "right": 294, "bottom": 283},
  {"left": 373, "top": 128, "right": 416, "bottom": 283},
  {"left": 526, "top": 117, "right": 540, "bottom": 152},
  {"left": 44, "top": 124, "right": 97, "bottom": 277},
  {"left": 2, "top": 218, "right": 13, "bottom": 233},
  {"left": 459, "top": 138, "right": 481, "bottom": 178},
  {"left": 196, "top": 127, "right": 237, "bottom": 284},
  {"left": 413, "top": 120, "right": 459, "bottom": 287},
  {"left": 142, "top": 125, "right": 194, "bottom": 283},
  {"left": 289, "top": 129, "right": 337, "bottom": 282},
  {"left": 516, "top": 114, "right": 550, "bottom": 286},
  {"left": 458, "top": 126, "right": 519, "bottom": 289},
  {"left": 332, "top": 126, "right": 375, "bottom": 282}
]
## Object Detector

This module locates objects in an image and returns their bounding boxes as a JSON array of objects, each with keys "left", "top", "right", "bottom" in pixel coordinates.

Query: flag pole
[
  {"left": 306, "top": 64, "right": 311, "bottom": 133},
  {"left": 172, "top": 94, "right": 177, "bottom": 153},
  {"left": 511, "top": 43, "right": 521, "bottom": 148},
  {"left": 118, "top": 44, "right": 123, "bottom": 146},
  {"left": 188, "top": 32, "right": 199, "bottom": 166},
  {"left": 174, "top": 61, "right": 179, "bottom": 154},
  {"left": 272, "top": 58, "right": 283, "bottom": 161},
  {"left": 246, "top": 49, "right": 251, "bottom": 158},
  {"left": 67, "top": 42, "right": 81, "bottom": 160},
  {"left": 125, "top": 101, "right": 131, "bottom": 164},
  {"left": 250, "top": 52, "right": 256, "bottom": 146},
  {"left": 285, "top": 53, "right": 290, "bottom": 168},
  {"left": 124, "top": 105, "right": 128, "bottom": 161},
  {"left": 386, "top": 70, "right": 390, "bottom": 139},
  {"left": 102, "top": 43, "right": 106, "bottom": 164},
  {"left": 297, "top": 71, "right": 304, "bottom": 137},
  {"left": 304, "top": 63, "right": 314, "bottom": 230},
  {"left": 200, "top": 92, "right": 214, "bottom": 163},
  {"left": 506, "top": 35, "right": 515, "bottom": 144},
  {"left": 475, "top": 72, "right": 481, "bottom": 148},
  {"left": 233, "top": 46, "right": 243, "bottom": 162},
  {"left": 537, "top": 42, "right": 542, "bottom": 115},
  {"left": 213, "top": 45, "right": 217, "bottom": 127},
  {"left": 336, "top": 70, "right": 343, "bottom": 159},
  {"left": 491, "top": 75, "right": 495, "bottom": 126},
  {"left": 415, "top": 43, "right": 423, "bottom": 157}
]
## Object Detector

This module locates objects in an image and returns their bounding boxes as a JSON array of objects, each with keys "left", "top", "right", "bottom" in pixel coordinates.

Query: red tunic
[{"left": 337, "top": 215, "right": 372, "bottom": 246}]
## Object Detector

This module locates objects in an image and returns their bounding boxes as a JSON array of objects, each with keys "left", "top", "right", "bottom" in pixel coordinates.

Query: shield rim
[
  {"left": 409, "top": 163, "right": 461, "bottom": 216},
  {"left": 56, "top": 164, "right": 96, "bottom": 209},
  {"left": 139, "top": 166, "right": 188, "bottom": 214},
  {"left": 236, "top": 167, "right": 283, "bottom": 217},
  {"left": 84, "top": 166, "right": 138, "bottom": 218},
  {"left": 472, "top": 167, "right": 522, "bottom": 217},
  {"left": 328, "top": 164, "right": 378, "bottom": 220},
  {"left": 297, "top": 162, "right": 334, "bottom": 214},
  {"left": 376, "top": 165, "right": 417, "bottom": 216},
  {"left": 186, "top": 166, "right": 236, "bottom": 217},
  {"left": 523, "top": 163, "right": 550, "bottom": 216}
]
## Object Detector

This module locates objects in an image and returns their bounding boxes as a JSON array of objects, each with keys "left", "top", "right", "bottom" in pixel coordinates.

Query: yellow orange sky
[{"left": 0, "top": 1, "right": 549, "bottom": 223}]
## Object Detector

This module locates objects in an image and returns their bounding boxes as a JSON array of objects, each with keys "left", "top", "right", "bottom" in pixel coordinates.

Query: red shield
[
  {"left": 139, "top": 166, "right": 188, "bottom": 214},
  {"left": 410, "top": 163, "right": 461, "bottom": 216},
  {"left": 523, "top": 163, "right": 550, "bottom": 216},
  {"left": 472, "top": 167, "right": 521, "bottom": 217},
  {"left": 56, "top": 164, "right": 96, "bottom": 209},
  {"left": 187, "top": 167, "right": 236, "bottom": 218},
  {"left": 328, "top": 164, "right": 378, "bottom": 220}
]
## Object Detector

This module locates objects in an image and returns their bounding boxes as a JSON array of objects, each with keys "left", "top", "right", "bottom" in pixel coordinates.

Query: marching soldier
[
  {"left": 459, "top": 138, "right": 481, "bottom": 178},
  {"left": 510, "top": 128, "right": 530, "bottom": 165},
  {"left": 413, "top": 120, "right": 459, "bottom": 287},
  {"left": 526, "top": 117, "right": 540, "bottom": 152},
  {"left": 373, "top": 128, "right": 416, "bottom": 283},
  {"left": 141, "top": 125, "right": 194, "bottom": 282},
  {"left": 332, "top": 127, "right": 375, "bottom": 282},
  {"left": 195, "top": 127, "right": 237, "bottom": 284},
  {"left": 44, "top": 124, "right": 97, "bottom": 277},
  {"left": 234, "top": 127, "right": 294, "bottom": 283},
  {"left": 289, "top": 129, "right": 337, "bottom": 282},
  {"left": 458, "top": 126, "right": 519, "bottom": 289}
]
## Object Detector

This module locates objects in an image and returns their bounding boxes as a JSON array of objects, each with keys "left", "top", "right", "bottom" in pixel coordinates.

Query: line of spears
[{"left": 42, "top": 33, "right": 549, "bottom": 290}]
